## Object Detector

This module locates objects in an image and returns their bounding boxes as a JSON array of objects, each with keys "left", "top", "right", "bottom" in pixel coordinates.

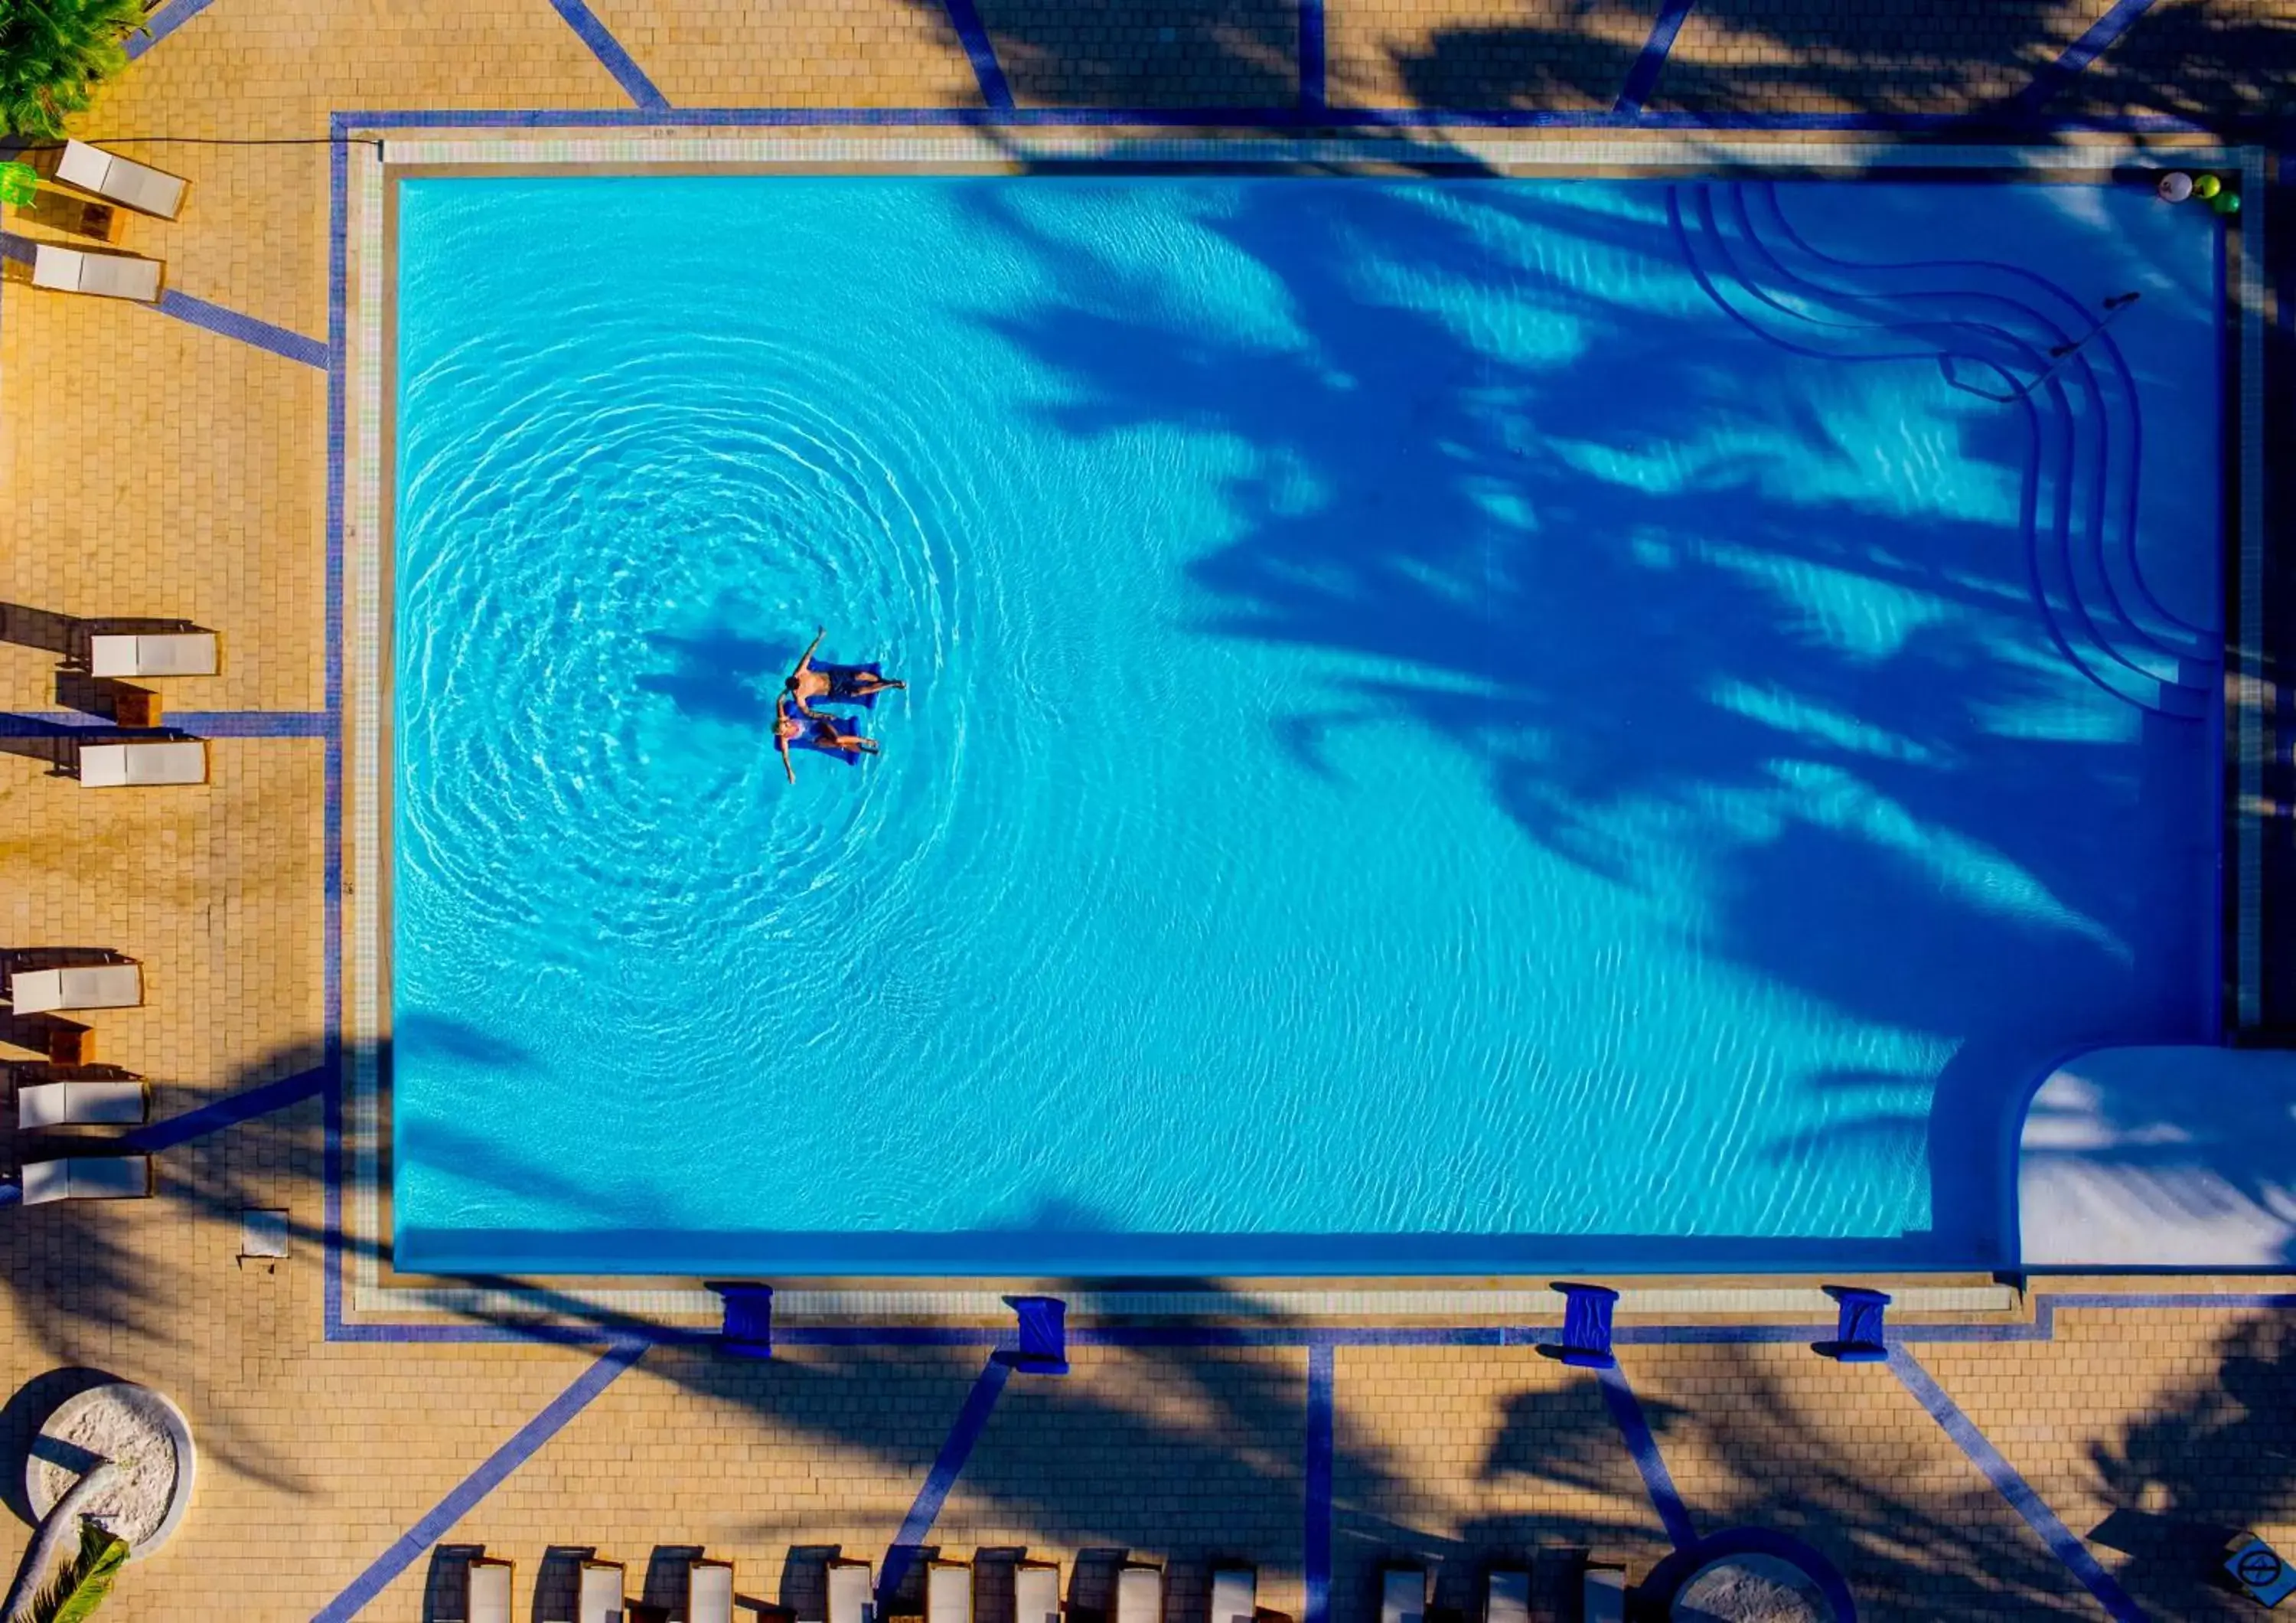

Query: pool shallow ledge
[
  {"left": 2016, "top": 1047, "right": 2296, "bottom": 1269},
  {"left": 391, "top": 1225, "right": 1998, "bottom": 1278}
]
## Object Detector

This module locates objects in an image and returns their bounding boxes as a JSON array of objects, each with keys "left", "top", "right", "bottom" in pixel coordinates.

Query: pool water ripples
[{"left": 391, "top": 176, "right": 2221, "bottom": 1273}]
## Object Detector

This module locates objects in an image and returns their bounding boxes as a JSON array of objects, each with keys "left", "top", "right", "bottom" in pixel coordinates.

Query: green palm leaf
[
  {"left": 0, "top": 0, "right": 150, "bottom": 139},
  {"left": 29, "top": 1520, "right": 129, "bottom": 1623}
]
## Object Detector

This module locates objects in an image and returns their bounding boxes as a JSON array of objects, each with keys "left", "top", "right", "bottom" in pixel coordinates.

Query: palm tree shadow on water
[{"left": 932, "top": 149, "right": 2219, "bottom": 1268}]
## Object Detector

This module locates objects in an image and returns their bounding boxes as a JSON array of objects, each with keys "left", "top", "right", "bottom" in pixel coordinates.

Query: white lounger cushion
[
  {"left": 29, "top": 243, "right": 162, "bottom": 302},
  {"left": 470, "top": 1560, "right": 514, "bottom": 1623},
  {"left": 88, "top": 632, "right": 217, "bottom": 678},
  {"left": 1014, "top": 1564, "right": 1062, "bottom": 1623},
  {"left": 56, "top": 139, "right": 187, "bottom": 219},
  {"left": 8, "top": 964, "right": 141, "bottom": 1013},
  {"left": 21, "top": 1156, "right": 151, "bottom": 1203},
  {"left": 17, "top": 1081, "right": 148, "bottom": 1129},
  {"left": 689, "top": 1561, "right": 735, "bottom": 1623},
  {"left": 80, "top": 740, "right": 207, "bottom": 787},
  {"left": 576, "top": 1563, "right": 622, "bottom": 1623},
  {"left": 828, "top": 1561, "right": 875, "bottom": 1623},
  {"left": 1485, "top": 1570, "right": 1529, "bottom": 1623},
  {"left": 1209, "top": 1568, "right": 1254, "bottom": 1623},
  {"left": 1116, "top": 1567, "right": 1163, "bottom": 1623},
  {"left": 926, "top": 1564, "right": 970, "bottom": 1623},
  {"left": 1380, "top": 1569, "right": 1424, "bottom": 1623}
]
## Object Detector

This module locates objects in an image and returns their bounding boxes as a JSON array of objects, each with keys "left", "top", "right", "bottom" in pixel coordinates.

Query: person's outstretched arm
[{"left": 778, "top": 734, "right": 795, "bottom": 784}]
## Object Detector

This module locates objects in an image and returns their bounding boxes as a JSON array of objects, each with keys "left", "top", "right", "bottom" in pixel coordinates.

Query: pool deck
[{"left": 2, "top": 1, "right": 2296, "bottom": 1618}]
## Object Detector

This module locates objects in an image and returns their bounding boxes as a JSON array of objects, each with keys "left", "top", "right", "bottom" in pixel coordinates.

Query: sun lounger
[
  {"left": 1115, "top": 1564, "right": 1163, "bottom": 1623},
  {"left": 1581, "top": 1560, "right": 1626, "bottom": 1623},
  {"left": 1379, "top": 1567, "right": 1425, "bottom": 1623},
  {"left": 29, "top": 243, "right": 163, "bottom": 302},
  {"left": 16, "top": 1079, "right": 149, "bottom": 1129},
  {"left": 87, "top": 631, "right": 218, "bottom": 678},
  {"left": 7, "top": 962, "right": 142, "bottom": 1014},
  {"left": 1545, "top": 1282, "right": 1620, "bottom": 1370},
  {"left": 1208, "top": 1566, "right": 1255, "bottom": 1623},
  {"left": 1014, "top": 1560, "right": 1062, "bottom": 1623},
  {"left": 1485, "top": 1569, "right": 1528, "bottom": 1623},
  {"left": 688, "top": 1556, "right": 735, "bottom": 1623},
  {"left": 54, "top": 140, "right": 188, "bottom": 220},
  {"left": 468, "top": 1555, "right": 514, "bottom": 1623},
  {"left": 925, "top": 1560, "right": 971, "bottom": 1623},
  {"left": 1813, "top": 1285, "right": 1892, "bottom": 1363},
  {"left": 19, "top": 1155, "right": 153, "bottom": 1203},
  {"left": 78, "top": 737, "right": 207, "bottom": 787},
  {"left": 576, "top": 1559, "right": 623, "bottom": 1623},
  {"left": 828, "top": 1558, "right": 875, "bottom": 1623}
]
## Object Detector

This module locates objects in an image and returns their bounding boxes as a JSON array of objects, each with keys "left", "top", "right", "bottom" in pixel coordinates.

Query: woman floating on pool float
[
  {"left": 775, "top": 694, "right": 879, "bottom": 784},
  {"left": 785, "top": 625, "right": 905, "bottom": 716}
]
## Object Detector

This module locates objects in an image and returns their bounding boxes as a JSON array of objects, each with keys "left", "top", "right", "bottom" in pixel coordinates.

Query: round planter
[
  {"left": 1671, "top": 1551, "right": 1837, "bottom": 1623},
  {"left": 25, "top": 1382, "right": 195, "bottom": 1559}
]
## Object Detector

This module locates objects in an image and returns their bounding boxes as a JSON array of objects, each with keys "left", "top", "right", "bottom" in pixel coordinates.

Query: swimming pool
[{"left": 388, "top": 171, "right": 2223, "bottom": 1275}]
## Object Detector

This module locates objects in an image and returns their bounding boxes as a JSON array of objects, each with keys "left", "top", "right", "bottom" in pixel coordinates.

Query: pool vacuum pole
[{"left": 2015, "top": 291, "right": 2141, "bottom": 398}]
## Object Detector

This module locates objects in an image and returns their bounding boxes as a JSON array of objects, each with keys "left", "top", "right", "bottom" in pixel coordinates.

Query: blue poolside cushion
[
  {"left": 1544, "top": 1282, "right": 1619, "bottom": 1370},
  {"left": 1812, "top": 1285, "right": 1890, "bottom": 1362},
  {"left": 817, "top": 661, "right": 887, "bottom": 710},
  {"left": 709, "top": 1281, "right": 773, "bottom": 1357},
  {"left": 997, "top": 1294, "right": 1069, "bottom": 1374}
]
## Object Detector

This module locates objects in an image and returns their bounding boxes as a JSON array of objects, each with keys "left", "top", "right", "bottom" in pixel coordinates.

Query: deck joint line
[
  {"left": 311, "top": 1342, "right": 647, "bottom": 1621},
  {"left": 2009, "top": 0, "right": 2160, "bottom": 116},
  {"left": 1299, "top": 0, "right": 1327, "bottom": 112},
  {"left": 879, "top": 1358, "right": 1013, "bottom": 1605},
  {"left": 1598, "top": 1363, "right": 1695, "bottom": 1549},
  {"left": 1303, "top": 1344, "right": 1334, "bottom": 1623},
  {"left": 940, "top": 0, "right": 1013, "bottom": 112},
  {"left": 543, "top": 0, "right": 670, "bottom": 113},
  {"left": 1616, "top": 0, "right": 1698, "bottom": 116},
  {"left": 123, "top": 0, "right": 221, "bottom": 60},
  {"left": 1888, "top": 1347, "right": 2147, "bottom": 1621}
]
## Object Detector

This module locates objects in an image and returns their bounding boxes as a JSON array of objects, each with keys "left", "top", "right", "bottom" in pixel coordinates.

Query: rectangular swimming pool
[{"left": 387, "top": 170, "right": 2223, "bottom": 1275}]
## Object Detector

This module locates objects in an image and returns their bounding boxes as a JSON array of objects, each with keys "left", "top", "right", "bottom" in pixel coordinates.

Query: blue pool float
[{"left": 791, "top": 716, "right": 869, "bottom": 765}]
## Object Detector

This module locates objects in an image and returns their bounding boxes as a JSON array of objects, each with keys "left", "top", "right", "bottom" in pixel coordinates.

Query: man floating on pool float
[
  {"left": 785, "top": 625, "right": 905, "bottom": 716},
  {"left": 775, "top": 694, "right": 879, "bottom": 784}
]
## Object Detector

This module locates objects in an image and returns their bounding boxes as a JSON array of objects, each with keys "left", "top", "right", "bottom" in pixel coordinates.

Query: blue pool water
[{"left": 391, "top": 174, "right": 2223, "bottom": 1275}]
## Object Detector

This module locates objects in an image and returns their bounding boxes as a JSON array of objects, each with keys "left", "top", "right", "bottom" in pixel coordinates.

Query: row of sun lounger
[
  {"left": 452, "top": 1553, "right": 1267, "bottom": 1623},
  {"left": 451, "top": 1553, "right": 1623, "bottom": 1623},
  {"left": 17, "top": 142, "right": 188, "bottom": 305}
]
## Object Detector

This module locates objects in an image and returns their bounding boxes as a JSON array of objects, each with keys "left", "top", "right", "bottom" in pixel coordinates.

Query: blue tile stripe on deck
[
  {"left": 942, "top": 0, "right": 1014, "bottom": 112},
  {"left": 1303, "top": 1344, "right": 1334, "bottom": 1623},
  {"left": 1596, "top": 1362, "right": 1696, "bottom": 1549},
  {"left": 2009, "top": 0, "right": 2159, "bottom": 114},
  {"left": 312, "top": 1342, "right": 647, "bottom": 1621},
  {"left": 1888, "top": 1347, "right": 2148, "bottom": 1621},
  {"left": 1614, "top": 0, "right": 1698, "bottom": 116},
  {"left": 879, "top": 1357, "right": 1013, "bottom": 1605},
  {"left": 156, "top": 290, "right": 329, "bottom": 369},
  {"left": 1299, "top": 0, "right": 1327, "bottom": 112},
  {"left": 4, "top": 711, "right": 330, "bottom": 737},
  {"left": 124, "top": 1067, "right": 328, "bottom": 1153},
  {"left": 544, "top": 0, "right": 670, "bottom": 112},
  {"left": 123, "top": 0, "right": 221, "bottom": 60}
]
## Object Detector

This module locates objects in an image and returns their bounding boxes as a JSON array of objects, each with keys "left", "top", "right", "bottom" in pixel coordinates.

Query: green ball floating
[{"left": 2211, "top": 190, "right": 2242, "bottom": 215}]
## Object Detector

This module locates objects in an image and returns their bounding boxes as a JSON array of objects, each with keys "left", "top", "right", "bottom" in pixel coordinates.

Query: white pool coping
[{"left": 338, "top": 134, "right": 2263, "bottom": 1327}]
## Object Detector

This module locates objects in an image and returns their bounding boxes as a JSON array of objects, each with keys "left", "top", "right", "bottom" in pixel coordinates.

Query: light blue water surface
[{"left": 391, "top": 175, "right": 2223, "bottom": 1274}]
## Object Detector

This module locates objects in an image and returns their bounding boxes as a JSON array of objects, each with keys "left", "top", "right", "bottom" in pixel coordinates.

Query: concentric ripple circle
[{"left": 390, "top": 176, "right": 2219, "bottom": 1275}]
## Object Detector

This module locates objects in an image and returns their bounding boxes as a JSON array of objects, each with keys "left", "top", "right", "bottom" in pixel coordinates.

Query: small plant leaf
[{"left": 30, "top": 1520, "right": 129, "bottom": 1623}]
